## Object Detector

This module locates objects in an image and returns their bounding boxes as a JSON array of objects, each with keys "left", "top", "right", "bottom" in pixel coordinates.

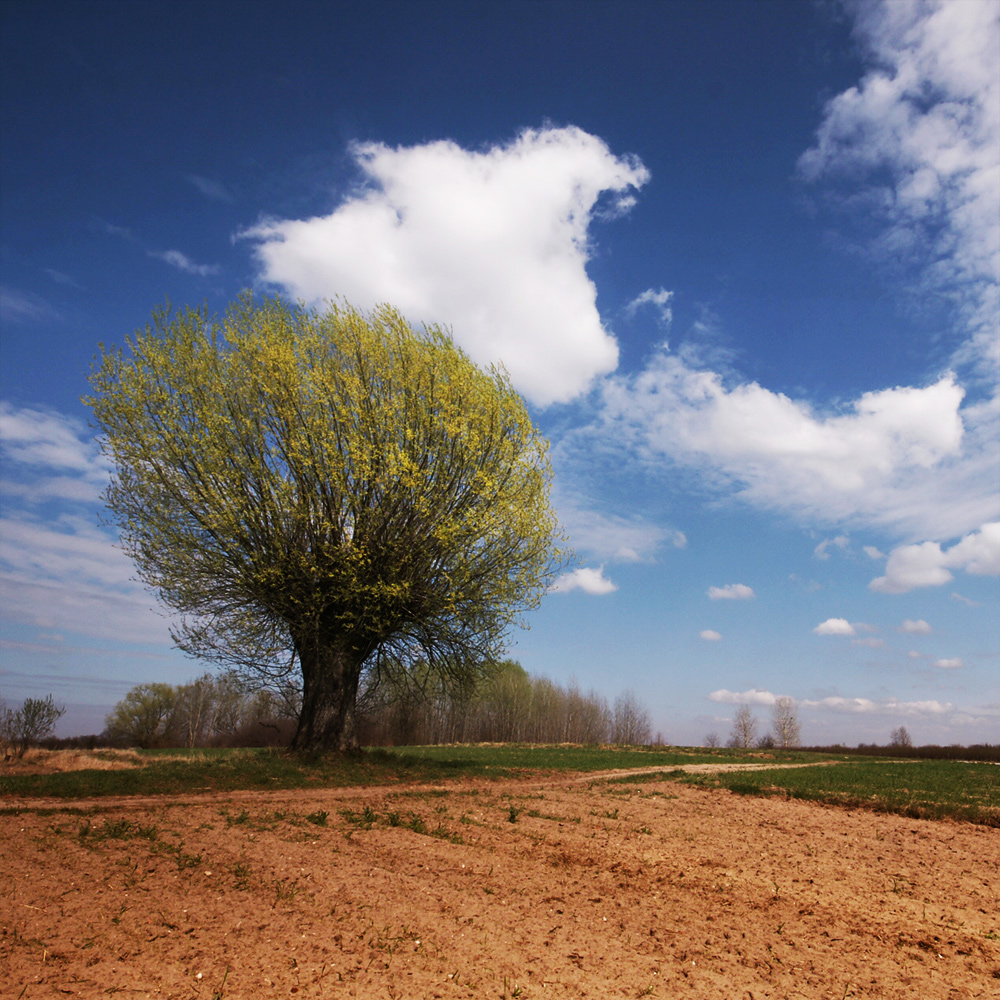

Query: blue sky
[{"left": 1, "top": 0, "right": 997, "bottom": 745}]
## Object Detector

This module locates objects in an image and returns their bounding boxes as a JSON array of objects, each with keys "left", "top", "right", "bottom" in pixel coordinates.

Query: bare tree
[
  {"left": 771, "top": 696, "right": 802, "bottom": 748},
  {"left": 704, "top": 732, "right": 721, "bottom": 748},
  {"left": 727, "top": 704, "right": 758, "bottom": 749},
  {"left": 889, "top": 725, "right": 912, "bottom": 748},
  {"left": 612, "top": 690, "right": 652, "bottom": 746},
  {"left": 1, "top": 695, "right": 65, "bottom": 758}
]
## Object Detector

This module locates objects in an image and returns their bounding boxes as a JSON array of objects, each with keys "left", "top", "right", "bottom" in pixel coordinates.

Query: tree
[
  {"left": 889, "top": 725, "right": 913, "bottom": 749},
  {"left": 771, "top": 696, "right": 802, "bottom": 748},
  {"left": 87, "top": 295, "right": 563, "bottom": 752},
  {"left": 1, "top": 695, "right": 65, "bottom": 758},
  {"left": 104, "top": 683, "right": 178, "bottom": 748},
  {"left": 611, "top": 689, "right": 652, "bottom": 746},
  {"left": 727, "top": 704, "right": 758, "bottom": 749},
  {"left": 704, "top": 732, "right": 721, "bottom": 748}
]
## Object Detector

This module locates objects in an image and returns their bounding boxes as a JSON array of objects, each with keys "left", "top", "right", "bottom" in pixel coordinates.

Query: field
[{"left": 2, "top": 747, "right": 998, "bottom": 998}]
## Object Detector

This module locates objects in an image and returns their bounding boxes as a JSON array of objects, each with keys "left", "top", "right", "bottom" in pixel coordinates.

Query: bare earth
[{"left": 2, "top": 761, "right": 998, "bottom": 999}]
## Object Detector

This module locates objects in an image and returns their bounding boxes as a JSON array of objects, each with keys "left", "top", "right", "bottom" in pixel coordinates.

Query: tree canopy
[{"left": 87, "top": 293, "right": 564, "bottom": 751}]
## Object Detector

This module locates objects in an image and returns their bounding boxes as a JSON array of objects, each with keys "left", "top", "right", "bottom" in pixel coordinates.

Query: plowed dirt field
[{"left": 3, "top": 764, "right": 997, "bottom": 998}]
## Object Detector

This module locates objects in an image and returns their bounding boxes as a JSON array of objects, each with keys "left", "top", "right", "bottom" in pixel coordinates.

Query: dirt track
[{"left": 2, "top": 765, "right": 998, "bottom": 998}]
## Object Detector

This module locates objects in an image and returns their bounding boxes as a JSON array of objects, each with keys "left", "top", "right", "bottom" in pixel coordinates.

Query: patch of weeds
[
  {"left": 430, "top": 824, "right": 464, "bottom": 845},
  {"left": 231, "top": 862, "right": 252, "bottom": 891},
  {"left": 271, "top": 879, "right": 301, "bottom": 906},
  {"left": 407, "top": 813, "right": 427, "bottom": 835},
  {"left": 501, "top": 977, "right": 524, "bottom": 998},
  {"left": 340, "top": 806, "right": 378, "bottom": 829},
  {"left": 634, "top": 825, "right": 653, "bottom": 835},
  {"left": 507, "top": 805, "right": 521, "bottom": 823},
  {"left": 305, "top": 810, "right": 329, "bottom": 827},
  {"left": 526, "top": 809, "right": 579, "bottom": 823},
  {"left": 223, "top": 808, "right": 252, "bottom": 827},
  {"left": 386, "top": 810, "right": 402, "bottom": 827},
  {"left": 77, "top": 817, "right": 160, "bottom": 848}
]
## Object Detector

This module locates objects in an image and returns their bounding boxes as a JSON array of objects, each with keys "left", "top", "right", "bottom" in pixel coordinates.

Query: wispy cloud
[
  {"left": 555, "top": 496, "right": 669, "bottom": 563},
  {"left": 241, "top": 126, "right": 649, "bottom": 406},
  {"left": 184, "top": 174, "right": 235, "bottom": 202},
  {"left": 43, "top": 268, "right": 83, "bottom": 289},
  {"left": 699, "top": 629, "right": 722, "bottom": 641},
  {"left": 0, "top": 403, "right": 173, "bottom": 645},
  {"left": 149, "top": 250, "right": 222, "bottom": 277},
  {"left": 707, "top": 583, "right": 754, "bottom": 600},
  {"left": 814, "top": 535, "right": 849, "bottom": 561},
  {"left": 625, "top": 287, "right": 674, "bottom": 329},
  {"left": 799, "top": 0, "right": 1000, "bottom": 380},
  {"left": 899, "top": 619, "right": 933, "bottom": 634},
  {"left": 0, "top": 287, "right": 62, "bottom": 325}
]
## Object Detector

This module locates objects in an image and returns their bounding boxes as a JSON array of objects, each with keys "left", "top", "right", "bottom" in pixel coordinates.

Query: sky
[{"left": 1, "top": 0, "right": 997, "bottom": 746}]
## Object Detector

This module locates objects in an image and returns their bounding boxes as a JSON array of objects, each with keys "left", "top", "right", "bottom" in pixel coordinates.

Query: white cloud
[
  {"left": 555, "top": 496, "right": 668, "bottom": 563},
  {"left": 708, "top": 688, "right": 956, "bottom": 718},
  {"left": 933, "top": 658, "right": 964, "bottom": 670},
  {"left": 813, "top": 617, "right": 856, "bottom": 636},
  {"left": 707, "top": 583, "right": 755, "bottom": 601},
  {"left": 578, "top": 2, "right": 999, "bottom": 545},
  {"left": 598, "top": 359, "right": 996, "bottom": 539},
  {"left": 799, "top": 695, "right": 952, "bottom": 716},
  {"left": 241, "top": 126, "right": 649, "bottom": 406},
  {"left": 626, "top": 287, "right": 674, "bottom": 328},
  {"left": 899, "top": 618, "right": 933, "bottom": 634},
  {"left": 908, "top": 650, "right": 926, "bottom": 659},
  {"left": 708, "top": 688, "right": 777, "bottom": 706},
  {"left": 799, "top": 0, "right": 1000, "bottom": 378},
  {"left": 870, "top": 521, "right": 1000, "bottom": 593},
  {"left": 149, "top": 250, "right": 221, "bottom": 276},
  {"left": 814, "top": 535, "right": 849, "bottom": 560},
  {"left": 551, "top": 566, "right": 618, "bottom": 596},
  {"left": 864, "top": 545, "right": 886, "bottom": 560},
  {"left": 699, "top": 630, "right": 722, "bottom": 641}
]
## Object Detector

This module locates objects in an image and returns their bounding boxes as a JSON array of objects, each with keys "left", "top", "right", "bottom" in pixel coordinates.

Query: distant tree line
[
  {"left": 101, "top": 672, "right": 302, "bottom": 749},
  {"left": 81, "top": 661, "right": 657, "bottom": 750},
  {"left": 356, "top": 659, "right": 654, "bottom": 746},
  {"left": 799, "top": 742, "right": 1000, "bottom": 763}
]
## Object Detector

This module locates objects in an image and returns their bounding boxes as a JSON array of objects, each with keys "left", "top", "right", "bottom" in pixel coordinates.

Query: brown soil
[{"left": 2, "top": 764, "right": 997, "bottom": 999}]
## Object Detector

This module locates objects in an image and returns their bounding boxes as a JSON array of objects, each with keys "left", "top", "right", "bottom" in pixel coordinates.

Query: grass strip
[{"left": 672, "top": 759, "right": 999, "bottom": 827}]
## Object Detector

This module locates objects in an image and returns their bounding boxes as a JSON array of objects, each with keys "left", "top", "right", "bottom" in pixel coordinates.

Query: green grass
[
  {"left": 0, "top": 747, "right": 450, "bottom": 800},
  {"left": 390, "top": 743, "right": 824, "bottom": 771},
  {"left": 5, "top": 745, "right": 992, "bottom": 827},
  {"left": 674, "top": 759, "right": 999, "bottom": 827},
  {"left": 0, "top": 744, "right": 813, "bottom": 801}
]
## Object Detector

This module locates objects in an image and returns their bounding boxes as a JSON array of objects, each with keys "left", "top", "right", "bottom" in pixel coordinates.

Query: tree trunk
[{"left": 290, "top": 639, "right": 364, "bottom": 752}]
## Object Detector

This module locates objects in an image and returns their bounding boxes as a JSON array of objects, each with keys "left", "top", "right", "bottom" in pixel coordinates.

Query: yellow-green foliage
[{"left": 87, "top": 294, "right": 564, "bottom": 715}]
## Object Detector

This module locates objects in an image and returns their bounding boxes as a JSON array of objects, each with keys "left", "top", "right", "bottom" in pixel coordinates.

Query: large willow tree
[{"left": 87, "top": 294, "right": 564, "bottom": 752}]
